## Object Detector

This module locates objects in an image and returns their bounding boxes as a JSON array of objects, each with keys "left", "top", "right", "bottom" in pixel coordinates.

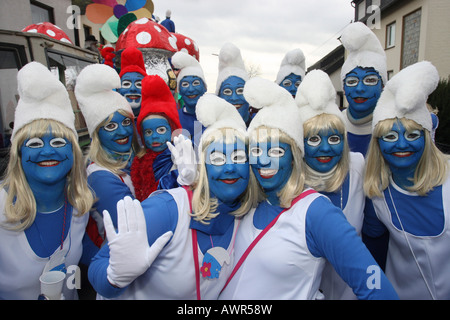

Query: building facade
[{"left": 353, "top": 0, "right": 450, "bottom": 80}]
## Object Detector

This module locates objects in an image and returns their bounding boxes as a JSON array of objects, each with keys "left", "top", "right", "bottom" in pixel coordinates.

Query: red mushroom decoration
[
  {"left": 22, "top": 22, "right": 73, "bottom": 44},
  {"left": 171, "top": 32, "right": 200, "bottom": 61},
  {"left": 116, "top": 17, "right": 179, "bottom": 92},
  {"left": 115, "top": 17, "right": 178, "bottom": 53}
]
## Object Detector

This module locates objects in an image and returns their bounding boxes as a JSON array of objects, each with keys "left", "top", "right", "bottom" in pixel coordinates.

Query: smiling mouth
[
  {"left": 393, "top": 152, "right": 413, "bottom": 158},
  {"left": 353, "top": 97, "right": 369, "bottom": 103},
  {"left": 37, "top": 160, "right": 61, "bottom": 167},
  {"left": 125, "top": 94, "right": 141, "bottom": 101},
  {"left": 220, "top": 178, "right": 239, "bottom": 184},
  {"left": 187, "top": 95, "right": 198, "bottom": 99},
  {"left": 316, "top": 156, "right": 333, "bottom": 163},
  {"left": 115, "top": 137, "right": 130, "bottom": 145},
  {"left": 234, "top": 104, "right": 243, "bottom": 110},
  {"left": 152, "top": 142, "right": 162, "bottom": 147},
  {"left": 259, "top": 168, "right": 278, "bottom": 179}
]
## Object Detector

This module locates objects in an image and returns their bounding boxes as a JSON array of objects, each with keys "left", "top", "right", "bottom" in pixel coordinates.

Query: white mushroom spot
[
  {"left": 60, "top": 38, "right": 71, "bottom": 43},
  {"left": 27, "top": 29, "right": 38, "bottom": 33},
  {"left": 136, "top": 31, "right": 151, "bottom": 45},
  {"left": 169, "top": 35, "right": 178, "bottom": 50},
  {"left": 46, "top": 29, "right": 56, "bottom": 37},
  {"left": 135, "top": 18, "right": 149, "bottom": 24},
  {"left": 154, "top": 25, "right": 162, "bottom": 32},
  {"left": 184, "top": 39, "right": 191, "bottom": 46},
  {"left": 181, "top": 48, "right": 189, "bottom": 54}
]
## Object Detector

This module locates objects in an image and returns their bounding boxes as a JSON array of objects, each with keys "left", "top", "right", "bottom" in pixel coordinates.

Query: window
[
  {"left": 30, "top": 1, "right": 55, "bottom": 24},
  {"left": 401, "top": 9, "right": 422, "bottom": 69},
  {"left": 386, "top": 22, "right": 396, "bottom": 49},
  {"left": 387, "top": 70, "right": 394, "bottom": 81},
  {"left": 357, "top": 0, "right": 367, "bottom": 21}
]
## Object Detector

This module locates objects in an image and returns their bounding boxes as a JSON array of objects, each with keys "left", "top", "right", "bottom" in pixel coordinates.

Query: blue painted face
[
  {"left": 304, "top": 129, "right": 344, "bottom": 173},
  {"left": 344, "top": 67, "right": 383, "bottom": 120},
  {"left": 249, "top": 140, "right": 293, "bottom": 195},
  {"left": 142, "top": 117, "right": 172, "bottom": 152},
  {"left": 205, "top": 140, "right": 250, "bottom": 205},
  {"left": 219, "top": 76, "right": 250, "bottom": 123},
  {"left": 98, "top": 111, "right": 134, "bottom": 155},
  {"left": 280, "top": 73, "right": 302, "bottom": 97},
  {"left": 21, "top": 131, "right": 74, "bottom": 187},
  {"left": 179, "top": 76, "right": 207, "bottom": 114},
  {"left": 118, "top": 72, "right": 144, "bottom": 117},
  {"left": 378, "top": 121, "right": 425, "bottom": 175}
]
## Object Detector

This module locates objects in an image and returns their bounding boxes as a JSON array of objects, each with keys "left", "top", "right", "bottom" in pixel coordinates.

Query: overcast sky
[{"left": 152, "top": 0, "right": 355, "bottom": 92}]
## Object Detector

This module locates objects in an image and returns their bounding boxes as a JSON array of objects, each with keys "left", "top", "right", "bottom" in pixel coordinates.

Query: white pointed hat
[
  {"left": 171, "top": 51, "right": 207, "bottom": 89},
  {"left": 275, "top": 48, "right": 306, "bottom": 85},
  {"left": 215, "top": 42, "right": 249, "bottom": 95},
  {"left": 196, "top": 93, "right": 247, "bottom": 150},
  {"left": 295, "top": 69, "right": 345, "bottom": 123},
  {"left": 12, "top": 61, "right": 76, "bottom": 140},
  {"left": 75, "top": 64, "right": 132, "bottom": 136},
  {"left": 372, "top": 61, "right": 439, "bottom": 132},
  {"left": 340, "top": 22, "right": 387, "bottom": 86},
  {"left": 245, "top": 77, "right": 304, "bottom": 152}
]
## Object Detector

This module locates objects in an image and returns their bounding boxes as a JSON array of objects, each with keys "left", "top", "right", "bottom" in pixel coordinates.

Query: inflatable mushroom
[
  {"left": 171, "top": 32, "right": 200, "bottom": 61},
  {"left": 116, "top": 17, "right": 178, "bottom": 91},
  {"left": 22, "top": 22, "right": 73, "bottom": 44}
]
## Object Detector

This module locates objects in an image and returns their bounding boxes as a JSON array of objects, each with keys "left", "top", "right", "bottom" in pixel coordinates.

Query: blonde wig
[
  {"left": 364, "top": 118, "right": 450, "bottom": 198},
  {"left": 191, "top": 127, "right": 261, "bottom": 224},
  {"left": 87, "top": 109, "right": 143, "bottom": 175},
  {"left": 249, "top": 125, "right": 305, "bottom": 208},
  {"left": 302, "top": 113, "right": 350, "bottom": 193},
  {"left": 1, "top": 119, "right": 94, "bottom": 231}
]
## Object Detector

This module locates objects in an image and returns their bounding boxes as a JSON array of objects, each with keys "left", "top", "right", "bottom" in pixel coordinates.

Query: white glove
[
  {"left": 104, "top": 196, "right": 172, "bottom": 288},
  {"left": 167, "top": 134, "right": 197, "bottom": 186}
]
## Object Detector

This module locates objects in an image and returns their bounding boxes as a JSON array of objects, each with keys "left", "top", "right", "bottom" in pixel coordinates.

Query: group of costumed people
[{"left": 0, "top": 21, "right": 448, "bottom": 300}]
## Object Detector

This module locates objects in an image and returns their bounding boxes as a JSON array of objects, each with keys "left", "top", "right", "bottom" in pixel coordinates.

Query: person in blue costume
[
  {"left": 216, "top": 42, "right": 252, "bottom": 126},
  {"left": 339, "top": 22, "right": 389, "bottom": 270},
  {"left": 219, "top": 77, "right": 398, "bottom": 300},
  {"left": 117, "top": 47, "right": 147, "bottom": 118},
  {"left": 74, "top": 64, "right": 143, "bottom": 266},
  {"left": 0, "top": 62, "right": 94, "bottom": 300},
  {"left": 88, "top": 94, "right": 260, "bottom": 299},
  {"left": 340, "top": 22, "right": 388, "bottom": 157},
  {"left": 130, "top": 75, "right": 196, "bottom": 201},
  {"left": 275, "top": 48, "right": 306, "bottom": 98},
  {"left": 295, "top": 70, "right": 366, "bottom": 300},
  {"left": 160, "top": 9, "right": 175, "bottom": 33},
  {"left": 171, "top": 51, "right": 208, "bottom": 149},
  {"left": 364, "top": 61, "right": 450, "bottom": 299}
]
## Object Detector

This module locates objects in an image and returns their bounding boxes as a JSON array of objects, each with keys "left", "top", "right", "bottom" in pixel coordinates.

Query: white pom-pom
[
  {"left": 218, "top": 42, "right": 246, "bottom": 71},
  {"left": 296, "top": 70, "right": 336, "bottom": 111},
  {"left": 75, "top": 64, "right": 121, "bottom": 96},
  {"left": 17, "top": 61, "right": 66, "bottom": 103},
  {"left": 171, "top": 51, "right": 199, "bottom": 69},
  {"left": 196, "top": 94, "right": 244, "bottom": 128},
  {"left": 244, "top": 77, "right": 293, "bottom": 110}
]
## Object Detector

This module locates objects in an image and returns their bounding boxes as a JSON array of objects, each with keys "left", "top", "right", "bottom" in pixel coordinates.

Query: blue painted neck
[{"left": 29, "top": 179, "right": 66, "bottom": 213}]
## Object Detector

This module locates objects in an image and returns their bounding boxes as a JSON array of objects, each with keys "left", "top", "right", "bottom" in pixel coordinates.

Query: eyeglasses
[{"left": 344, "top": 75, "right": 381, "bottom": 87}]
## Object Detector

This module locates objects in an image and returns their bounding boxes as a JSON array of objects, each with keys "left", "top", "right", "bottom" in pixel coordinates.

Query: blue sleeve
[
  {"left": 306, "top": 196, "right": 398, "bottom": 300},
  {"left": 88, "top": 191, "right": 178, "bottom": 298},
  {"left": 157, "top": 169, "right": 180, "bottom": 190},
  {"left": 362, "top": 198, "right": 387, "bottom": 238},
  {"left": 88, "top": 170, "right": 134, "bottom": 228}
]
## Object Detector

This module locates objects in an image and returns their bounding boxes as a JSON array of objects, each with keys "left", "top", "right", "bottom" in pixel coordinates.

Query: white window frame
[{"left": 386, "top": 22, "right": 396, "bottom": 49}]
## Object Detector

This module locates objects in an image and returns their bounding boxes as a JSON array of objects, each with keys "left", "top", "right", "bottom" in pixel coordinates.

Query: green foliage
[{"left": 428, "top": 76, "right": 450, "bottom": 153}]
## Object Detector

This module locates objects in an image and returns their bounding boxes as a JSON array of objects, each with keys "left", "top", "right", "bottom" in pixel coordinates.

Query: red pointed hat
[
  {"left": 137, "top": 75, "right": 182, "bottom": 137},
  {"left": 119, "top": 46, "right": 147, "bottom": 78}
]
